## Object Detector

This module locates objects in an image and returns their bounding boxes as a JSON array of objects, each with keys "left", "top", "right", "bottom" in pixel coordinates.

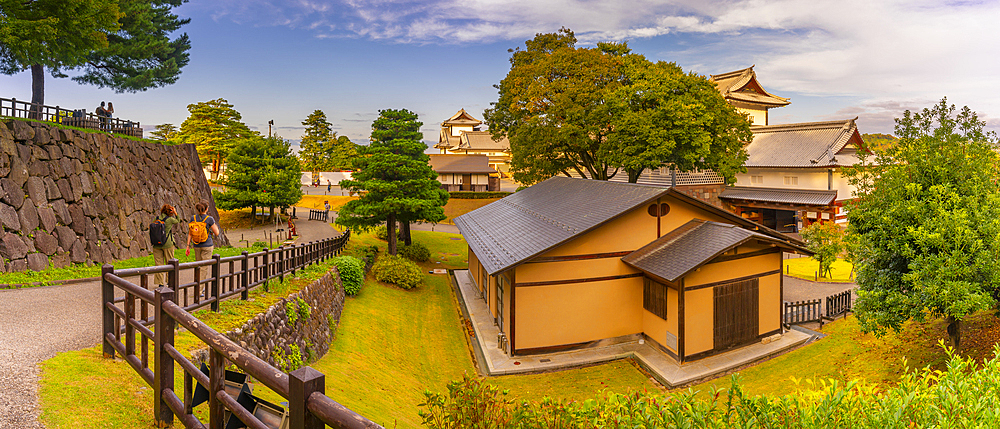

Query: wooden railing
[
  {"left": 0, "top": 96, "right": 143, "bottom": 137},
  {"left": 783, "top": 289, "right": 855, "bottom": 328},
  {"left": 308, "top": 209, "right": 329, "bottom": 222},
  {"left": 101, "top": 231, "right": 383, "bottom": 428}
]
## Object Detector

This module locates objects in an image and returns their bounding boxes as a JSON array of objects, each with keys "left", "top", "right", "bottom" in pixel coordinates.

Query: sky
[{"left": 3, "top": 0, "right": 1000, "bottom": 151}]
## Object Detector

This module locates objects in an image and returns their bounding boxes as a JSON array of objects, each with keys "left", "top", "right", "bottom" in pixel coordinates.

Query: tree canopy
[
  {"left": 149, "top": 123, "right": 178, "bottom": 142},
  {"left": 845, "top": 98, "right": 1000, "bottom": 348},
  {"left": 0, "top": 0, "right": 190, "bottom": 107},
  {"left": 176, "top": 98, "right": 254, "bottom": 180},
  {"left": 484, "top": 28, "right": 750, "bottom": 185},
  {"left": 214, "top": 135, "right": 303, "bottom": 219},
  {"left": 297, "top": 110, "right": 359, "bottom": 173},
  {"left": 336, "top": 109, "right": 448, "bottom": 255}
]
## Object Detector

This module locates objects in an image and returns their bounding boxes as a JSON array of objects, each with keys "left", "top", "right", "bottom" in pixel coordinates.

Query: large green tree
[
  {"left": 336, "top": 109, "right": 448, "bottom": 255},
  {"left": 484, "top": 28, "right": 750, "bottom": 185},
  {"left": 329, "top": 135, "right": 359, "bottom": 171},
  {"left": 214, "top": 135, "right": 303, "bottom": 219},
  {"left": 149, "top": 123, "right": 178, "bottom": 141},
  {"left": 298, "top": 110, "right": 334, "bottom": 174},
  {"left": 0, "top": 0, "right": 190, "bottom": 110},
  {"left": 606, "top": 56, "right": 751, "bottom": 183},
  {"left": 845, "top": 98, "right": 1000, "bottom": 349},
  {"left": 177, "top": 98, "right": 254, "bottom": 180}
]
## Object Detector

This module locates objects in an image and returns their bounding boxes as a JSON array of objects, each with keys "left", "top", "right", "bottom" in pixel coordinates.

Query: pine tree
[
  {"left": 337, "top": 109, "right": 448, "bottom": 254},
  {"left": 299, "top": 110, "right": 334, "bottom": 175},
  {"left": 214, "top": 135, "right": 303, "bottom": 219},
  {"left": 177, "top": 98, "right": 254, "bottom": 180}
]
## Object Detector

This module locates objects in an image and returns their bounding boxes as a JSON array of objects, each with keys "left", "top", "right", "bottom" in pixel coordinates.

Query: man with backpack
[
  {"left": 150, "top": 204, "right": 180, "bottom": 287},
  {"left": 186, "top": 200, "right": 221, "bottom": 279}
]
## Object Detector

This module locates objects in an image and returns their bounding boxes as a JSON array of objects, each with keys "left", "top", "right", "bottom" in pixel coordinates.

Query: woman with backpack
[
  {"left": 186, "top": 201, "right": 221, "bottom": 278},
  {"left": 150, "top": 204, "right": 179, "bottom": 287}
]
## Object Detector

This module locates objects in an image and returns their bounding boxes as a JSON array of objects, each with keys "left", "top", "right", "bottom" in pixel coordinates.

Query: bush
[
  {"left": 332, "top": 256, "right": 365, "bottom": 295},
  {"left": 448, "top": 191, "right": 512, "bottom": 199},
  {"left": 373, "top": 224, "right": 404, "bottom": 241},
  {"left": 357, "top": 245, "right": 379, "bottom": 271},
  {"left": 372, "top": 254, "right": 423, "bottom": 290},
  {"left": 421, "top": 346, "right": 1000, "bottom": 429},
  {"left": 398, "top": 243, "right": 430, "bottom": 262}
]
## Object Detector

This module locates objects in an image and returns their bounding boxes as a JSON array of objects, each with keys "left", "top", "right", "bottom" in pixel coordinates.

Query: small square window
[
  {"left": 750, "top": 175, "right": 764, "bottom": 184},
  {"left": 783, "top": 176, "right": 798, "bottom": 185}
]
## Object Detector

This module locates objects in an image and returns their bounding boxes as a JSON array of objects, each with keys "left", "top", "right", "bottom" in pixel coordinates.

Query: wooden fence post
[
  {"left": 102, "top": 264, "right": 115, "bottom": 359},
  {"left": 153, "top": 286, "right": 176, "bottom": 427},
  {"left": 209, "top": 349, "right": 225, "bottom": 429},
  {"left": 168, "top": 258, "right": 180, "bottom": 295},
  {"left": 263, "top": 248, "right": 270, "bottom": 291},
  {"left": 289, "top": 367, "right": 325, "bottom": 429},
  {"left": 240, "top": 251, "right": 249, "bottom": 300},
  {"left": 278, "top": 246, "right": 285, "bottom": 283},
  {"left": 211, "top": 254, "right": 221, "bottom": 312}
]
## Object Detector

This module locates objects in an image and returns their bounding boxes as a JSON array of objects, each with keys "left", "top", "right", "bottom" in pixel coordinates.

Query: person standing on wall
[
  {"left": 96, "top": 102, "right": 108, "bottom": 130},
  {"left": 150, "top": 204, "right": 179, "bottom": 287},
  {"left": 186, "top": 200, "right": 220, "bottom": 279}
]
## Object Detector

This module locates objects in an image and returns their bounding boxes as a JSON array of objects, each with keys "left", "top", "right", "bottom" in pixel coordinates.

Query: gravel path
[{"left": 0, "top": 211, "right": 342, "bottom": 428}]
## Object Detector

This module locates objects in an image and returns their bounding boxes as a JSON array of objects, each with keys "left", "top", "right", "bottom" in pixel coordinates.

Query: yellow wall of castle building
[
  {"left": 684, "top": 287, "right": 714, "bottom": 355},
  {"left": 451, "top": 125, "right": 473, "bottom": 136},
  {"left": 736, "top": 106, "right": 768, "bottom": 126},
  {"left": 514, "top": 278, "right": 643, "bottom": 350},
  {"left": 642, "top": 286, "right": 678, "bottom": 353}
]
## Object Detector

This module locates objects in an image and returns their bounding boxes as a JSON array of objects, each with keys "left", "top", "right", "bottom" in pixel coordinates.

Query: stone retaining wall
[
  {"left": 211, "top": 269, "right": 345, "bottom": 369},
  {"left": 0, "top": 119, "right": 228, "bottom": 272}
]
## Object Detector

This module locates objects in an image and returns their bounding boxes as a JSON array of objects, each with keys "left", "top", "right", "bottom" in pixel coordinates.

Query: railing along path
[
  {"left": 1, "top": 96, "right": 143, "bottom": 137},
  {"left": 102, "top": 231, "right": 382, "bottom": 428}
]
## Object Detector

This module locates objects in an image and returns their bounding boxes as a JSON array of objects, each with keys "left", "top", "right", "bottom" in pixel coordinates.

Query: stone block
[
  {"left": 18, "top": 202, "right": 38, "bottom": 232},
  {"left": 26, "top": 253, "right": 48, "bottom": 271},
  {"left": 32, "top": 145, "right": 49, "bottom": 160},
  {"left": 79, "top": 171, "right": 93, "bottom": 195},
  {"left": 32, "top": 128, "right": 50, "bottom": 144},
  {"left": 55, "top": 225, "right": 76, "bottom": 250},
  {"left": 69, "top": 174, "right": 83, "bottom": 202},
  {"left": 68, "top": 203, "right": 88, "bottom": 235},
  {"left": 0, "top": 178, "right": 23, "bottom": 209},
  {"left": 0, "top": 203, "right": 20, "bottom": 231},
  {"left": 10, "top": 120, "right": 33, "bottom": 141},
  {"left": 0, "top": 153, "right": 8, "bottom": 178},
  {"left": 48, "top": 159, "right": 65, "bottom": 178},
  {"left": 27, "top": 159, "right": 49, "bottom": 176},
  {"left": 46, "top": 144, "right": 62, "bottom": 160},
  {"left": 37, "top": 205, "right": 56, "bottom": 233},
  {"left": 61, "top": 158, "right": 76, "bottom": 177},
  {"left": 34, "top": 232, "right": 58, "bottom": 256},
  {"left": 52, "top": 252, "right": 70, "bottom": 268},
  {"left": 8, "top": 157, "right": 28, "bottom": 188},
  {"left": 25, "top": 177, "right": 46, "bottom": 204},
  {"left": 57, "top": 179, "right": 73, "bottom": 203},
  {"left": 44, "top": 177, "right": 61, "bottom": 200},
  {"left": 8, "top": 258, "right": 27, "bottom": 273},
  {"left": 70, "top": 240, "right": 86, "bottom": 263},
  {"left": 16, "top": 144, "right": 30, "bottom": 164},
  {"left": 0, "top": 232, "right": 28, "bottom": 259}
]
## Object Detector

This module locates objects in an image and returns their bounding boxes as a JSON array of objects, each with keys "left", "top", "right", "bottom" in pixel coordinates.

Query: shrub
[
  {"left": 373, "top": 224, "right": 403, "bottom": 241},
  {"left": 399, "top": 242, "right": 430, "bottom": 262},
  {"left": 332, "top": 256, "right": 365, "bottom": 295},
  {"left": 357, "top": 245, "right": 379, "bottom": 271},
  {"left": 250, "top": 241, "right": 268, "bottom": 250},
  {"left": 372, "top": 254, "right": 423, "bottom": 290},
  {"left": 448, "top": 191, "right": 512, "bottom": 199}
]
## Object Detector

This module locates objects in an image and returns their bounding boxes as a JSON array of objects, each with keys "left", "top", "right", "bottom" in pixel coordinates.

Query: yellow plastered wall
[
  {"left": 538, "top": 203, "right": 659, "bottom": 257},
  {"left": 758, "top": 270, "right": 781, "bottom": 335},
  {"left": 468, "top": 246, "right": 481, "bottom": 291},
  {"left": 516, "top": 258, "right": 639, "bottom": 283},
  {"left": 683, "top": 245, "right": 779, "bottom": 287},
  {"left": 642, "top": 287, "right": 678, "bottom": 353},
  {"left": 514, "top": 277, "right": 643, "bottom": 350},
  {"left": 684, "top": 288, "right": 714, "bottom": 355}
]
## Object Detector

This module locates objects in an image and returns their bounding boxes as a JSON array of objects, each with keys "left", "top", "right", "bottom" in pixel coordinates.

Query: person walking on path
[
  {"left": 150, "top": 204, "right": 180, "bottom": 286},
  {"left": 186, "top": 200, "right": 220, "bottom": 279},
  {"left": 327, "top": 180, "right": 331, "bottom": 192}
]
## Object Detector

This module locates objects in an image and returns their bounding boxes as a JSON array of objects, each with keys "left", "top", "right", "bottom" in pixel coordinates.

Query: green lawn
[{"left": 783, "top": 257, "right": 855, "bottom": 282}]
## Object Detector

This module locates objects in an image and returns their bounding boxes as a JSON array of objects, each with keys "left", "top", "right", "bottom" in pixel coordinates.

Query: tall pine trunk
[
  {"left": 387, "top": 212, "right": 397, "bottom": 255},
  {"left": 30, "top": 64, "right": 44, "bottom": 119},
  {"left": 401, "top": 221, "right": 412, "bottom": 246},
  {"left": 946, "top": 315, "right": 961, "bottom": 349}
]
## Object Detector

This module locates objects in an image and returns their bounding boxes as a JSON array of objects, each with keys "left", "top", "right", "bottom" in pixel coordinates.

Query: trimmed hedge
[
  {"left": 448, "top": 191, "right": 512, "bottom": 199},
  {"left": 332, "top": 256, "right": 365, "bottom": 295},
  {"left": 372, "top": 254, "right": 423, "bottom": 290},
  {"left": 399, "top": 243, "right": 430, "bottom": 262}
]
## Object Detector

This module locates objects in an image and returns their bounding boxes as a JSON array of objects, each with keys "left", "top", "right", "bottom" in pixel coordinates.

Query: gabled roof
[
  {"left": 458, "top": 131, "right": 510, "bottom": 152},
  {"left": 455, "top": 177, "right": 807, "bottom": 276},
  {"left": 455, "top": 177, "right": 670, "bottom": 275},
  {"left": 622, "top": 219, "right": 803, "bottom": 283},
  {"left": 747, "top": 118, "right": 864, "bottom": 168},
  {"left": 442, "top": 108, "right": 482, "bottom": 126},
  {"left": 428, "top": 154, "right": 497, "bottom": 174},
  {"left": 710, "top": 66, "right": 790, "bottom": 107},
  {"left": 720, "top": 187, "right": 838, "bottom": 206}
]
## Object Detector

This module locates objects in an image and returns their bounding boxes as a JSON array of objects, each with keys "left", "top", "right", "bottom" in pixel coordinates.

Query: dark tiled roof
[
  {"left": 747, "top": 119, "right": 862, "bottom": 168},
  {"left": 428, "top": 154, "right": 497, "bottom": 174},
  {"left": 710, "top": 66, "right": 790, "bottom": 107},
  {"left": 570, "top": 168, "right": 725, "bottom": 186},
  {"left": 454, "top": 177, "right": 669, "bottom": 275},
  {"left": 622, "top": 219, "right": 789, "bottom": 283},
  {"left": 719, "top": 186, "right": 838, "bottom": 206},
  {"left": 459, "top": 131, "right": 510, "bottom": 151}
]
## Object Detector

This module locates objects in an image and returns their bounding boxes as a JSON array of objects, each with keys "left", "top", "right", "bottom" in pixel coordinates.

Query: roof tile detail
[
  {"left": 719, "top": 186, "right": 838, "bottom": 206},
  {"left": 428, "top": 154, "right": 497, "bottom": 174},
  {"left": 747, "top": 119, "right": 863, "bottom": 168}
]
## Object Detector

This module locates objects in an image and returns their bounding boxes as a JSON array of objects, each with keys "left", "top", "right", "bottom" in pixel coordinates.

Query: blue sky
[{"left": 3, "top": 0, "right": 999, "bottom": 150}]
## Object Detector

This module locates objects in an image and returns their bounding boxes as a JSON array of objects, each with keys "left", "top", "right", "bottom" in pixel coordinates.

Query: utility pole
[{"left": 268, "top": 119, "right": 274, "bottom": 137}]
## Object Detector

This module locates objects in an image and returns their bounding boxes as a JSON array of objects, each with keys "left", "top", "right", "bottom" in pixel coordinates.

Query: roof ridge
[{"left": 752, "top": 118, "right": 855, "bottom": 132}]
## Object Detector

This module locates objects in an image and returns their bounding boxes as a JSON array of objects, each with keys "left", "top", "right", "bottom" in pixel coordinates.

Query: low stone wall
[
  {"left": 0, "top": 119, "right": 228, "bottom": 272},
  {"left": 197, "top": 268, "right": 345, "bottom": 369}
]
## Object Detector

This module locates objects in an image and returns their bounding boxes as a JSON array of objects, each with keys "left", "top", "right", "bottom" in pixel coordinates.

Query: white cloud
[{"left": 192, "top": 0, "right": 1000, "bottom": 131}]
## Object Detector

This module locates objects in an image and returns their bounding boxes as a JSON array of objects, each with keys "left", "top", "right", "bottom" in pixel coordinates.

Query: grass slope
[{"left": 783, "top": 257, "right": 855, "bottom": 282}]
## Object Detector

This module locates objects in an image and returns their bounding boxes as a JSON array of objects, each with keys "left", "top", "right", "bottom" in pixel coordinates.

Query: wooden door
[
  {"left": 462, "top": 174, "right": 472, "bottom": 191},
  {"left": 713, "top": 278, "right": 759, "bottom": 351}
]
